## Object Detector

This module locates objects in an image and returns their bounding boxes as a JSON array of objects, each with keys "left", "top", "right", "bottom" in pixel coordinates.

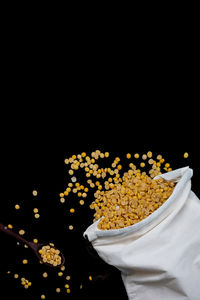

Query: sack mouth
[{"left": 86, "top": 166, "right": 193, "bottom": 240}]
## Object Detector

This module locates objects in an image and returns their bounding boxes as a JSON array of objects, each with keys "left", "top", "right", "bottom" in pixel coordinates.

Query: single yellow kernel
[
  {"left": 79, "top": 200, "right": 85, "bottom": 205},
  {"left": 81, "top": 152, "right": 86, "bottom": 157},
  {"left": 60, "top": 197, "right": 65, "bottom": 203},
  {"left": 142, "top": 154, "right": 147, "bottom": 160},
  {"left": 15, "top": 204, "right": 20, "bottom": 210},
  {"left": 33, "top": 238, "right": 38, "bottom": 243},
  {"left": 7, "top": 271, "right": 11, "bottom": 274},
  {"left": 19, "top": 230, "right": 25, "bottom": 235},
  {"left": 140, "top": 162, "right": 145, "bottom": 167},
  {"left": 68, "top": 170, "right": 74, "bottom": 175},
  {"left": 59, "top": 193, "right": 64, "bottom": 197},
  {"left": 157, "top": 154, "right": 162, "bottom": 160},
  {"left": 70, "top": 208, "right": 75, "bottom": 213},
  {"left": 8, "top": 224, "right": 13, "bottom": 229},
  {"left": 14, "top": 274, "right": 19, "bottom": 279},
  {"left": 34, "top": 213, "right": 40, "bottom": 219},
  {"left": 147, "top": 151, "right": 153, "bottom": 158},
  {"left": 66, "top": 276, "right": 71, "bottom": 280},
  {"left": 33, "top": 208, "right": 39, "bottom": 213},
  {"left": 58, "top": 272, "right": 63, "bottom": 276},
  {"left": 22, "top": 259, "right": 28, "bottom": 264},
  {"left": 64, "top": 158, "right": 69, "bottom": 164},
  {"left": 42, "top": 272, "right": 48, "bottom": 278},
  {"left": 56, "top": 288, "right": 61, "bottom": 293},
  {"left": 117, "top": 165, "right": 122, "bottom": 170},
  {"left": 184, "top": 152, "right": 189, "bottom": 158},
  {"left": 77, "top": 192, "right": 82, "bottom": 197},
  {"left": 126, "top": 153, "right": 131, "bottom": 159},
  {"left": 41, "top": 295, "right": 46, "bottom": 299},
  {"left": 69, "top": 225, "right": 74, "bottom": 230},
  {"left": 61, "top": 265, "right": 65, "bottom": 271},
  {"left": 65, "top": 284, "right": 69, "bottom": 288},
  {"left": 32, "top": 190, "right": 38, "bottom": 196},
  {"left": 66, "top": 289, "right": 71, "bottom": 294},
  {"left": 134, "top": 153, "right": 139, "bottom": 158},
  {"left": 28, "top": 282, "right": 32, "bottom": 286},
  {"left": 89, "top": 275, "right": 92, "bottom": 281},
  {"left": 165, "top": 163, "right": 170, "bottom": 168},
  {"left": 105, "top": 152, "right": 109, "bottom": 157},
  {"left": 84, "top": 187, "right": 89, "bottom": 192}
]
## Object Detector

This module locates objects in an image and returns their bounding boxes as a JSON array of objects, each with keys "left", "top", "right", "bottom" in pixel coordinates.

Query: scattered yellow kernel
[
  {"left": 126, "top": 153, "right": 131, "bottom": 159},
  {"left": 33, "top": 238, "right": 38, "bottom": 243},
  {"left": 117, "top": 165, "right": 122, "bottom": 170},
  {"left": 58, "top": 272, "right": 63, "bottom": 277},
  {"left": 66, "top": 289, "right": 71, "bottom": 294},
  {"left": 147, "top": 151, "right": 153, "bottom": 158},
  {"left": 33, "top": 208, "right": 39, "bottom": 213},
  {"left": 89, "top": 275, "right": 92, "bottom": 281},
  {"left": 41, "top": 295, "right": 46, "bottom": 299},
  {"left": 81, "top": 152, "right": 86, "bottom": 157},
  {"left": 8, "top": 224, "right": 13, "bottom": 229},
  {"left": 19, "top": 230, "right": 25, "bottom": 235},
  {"left": 15, "top": 204, "right": 20, "bottom": 210},
  {"left": 34, "top": 213, "right": 40, "bottom": 219},
  {"left": 14, "top": 274, "right": 19, "bottom": 279},
  {"left": 184, "top": 152, "right": 189, "bottom": 158},
  {"left": 59, "top": 193, "right": 64, "bottom": 197},
  {"left": 79, "top": 200, "right": 85, "bottom": 205},
  {"left": 69, "top": 225, "right": 74, "bottom": 230},
  {"left": 22, "top": 259, "right": 28, "bottom": 264},
  {"left": 42, "top": 272, "right": 48, "bottom": 278},
  {"left": 134, "top": 153, "right": 139, "bottom": 158},
  {"left": 72, "top": 154, "right": 76, "bottom": 160},
  {"left": 32, "top": 190, "right": 38, "bottom": 196},
  {"left": 70, "top": 208, "right": 75, "bottom": 213},
  {"left": 66, "top": 275, "right": 71, "bottom": 280},
  {"left": 56, "top": 288, "right": 61, "bottom": 293},
  {"left": 140, "top": 162, "right": 145, "bottom": 167},
  {"left": 68, "top": 169, "right": 74, "bottom": 175},
  {"left": 105, "top": 152, "right": 109, "bottom": 157},
  {"left": 65, "top": 284, "right": 70, "bottom": 288}
]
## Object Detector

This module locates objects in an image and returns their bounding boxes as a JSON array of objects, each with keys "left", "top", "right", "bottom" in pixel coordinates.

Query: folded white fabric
[{"left": 84, "top": 167, "right": 200, "bottom": 300}]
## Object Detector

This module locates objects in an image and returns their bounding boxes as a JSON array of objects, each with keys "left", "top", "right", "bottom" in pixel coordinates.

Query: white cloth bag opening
[{"left": 83, "top": 167, "right": 200, "bottom": 300}]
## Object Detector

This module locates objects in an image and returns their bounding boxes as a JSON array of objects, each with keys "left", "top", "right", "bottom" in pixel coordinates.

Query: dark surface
[{"left": 0, "top": 117, "right": 199, "bottom": 300}]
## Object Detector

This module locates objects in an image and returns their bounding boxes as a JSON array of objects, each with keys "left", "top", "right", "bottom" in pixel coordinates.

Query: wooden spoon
[{"left": 0, "top": 223, "right": 65, "bottom": 267}]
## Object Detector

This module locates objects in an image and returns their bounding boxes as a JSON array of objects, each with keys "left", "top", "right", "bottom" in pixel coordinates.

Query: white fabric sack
[{"left": 84, "top": 167, "right": 200, "bottom": 300}]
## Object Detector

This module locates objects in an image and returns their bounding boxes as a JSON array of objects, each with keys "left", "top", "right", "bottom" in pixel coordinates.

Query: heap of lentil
[
  {"left": 61, "top": 150, "right": 176, "bottom": 231},
  {"left": 90, "top": 167, "right": 175, "bottom": 230},
  {"left": 39, "top": 244, "right": 62, "bottom": 266}
]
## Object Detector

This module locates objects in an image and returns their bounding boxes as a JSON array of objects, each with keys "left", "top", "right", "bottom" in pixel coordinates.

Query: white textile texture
[{"left": 84, "top": 167, "right": 200, "bottom": 300}]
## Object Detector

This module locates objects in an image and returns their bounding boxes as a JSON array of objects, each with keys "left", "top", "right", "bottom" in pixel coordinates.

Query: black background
[
  {"left": 0, "top": 111, "right": 199, "bottom": 300},
  {"left": 0, "top": 13, "right": 199, "bottom": 299}
]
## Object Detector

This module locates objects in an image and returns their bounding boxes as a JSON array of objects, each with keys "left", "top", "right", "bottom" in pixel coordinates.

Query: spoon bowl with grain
[{"left": 0, "top": 223, "right": 65, "bottom": 267}]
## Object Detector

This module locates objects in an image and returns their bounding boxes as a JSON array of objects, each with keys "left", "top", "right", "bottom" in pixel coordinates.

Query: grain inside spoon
[{"left": 0, "top": 223, "right": 65, "bottom": 267}]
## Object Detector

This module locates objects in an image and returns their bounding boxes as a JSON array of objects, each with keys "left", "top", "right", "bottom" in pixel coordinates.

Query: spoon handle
[{"left": 0, "top": 223, "right": 30, "bottom": 247}]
